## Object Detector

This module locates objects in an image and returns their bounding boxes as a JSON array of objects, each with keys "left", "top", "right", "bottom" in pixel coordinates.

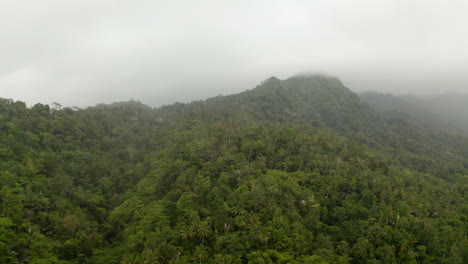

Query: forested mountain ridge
[
  {"left": 0, "top": 75, "right": 467, "bottom": 263},
  {"left": 156, "top": 75, "right": 468, "bottom": 178}
]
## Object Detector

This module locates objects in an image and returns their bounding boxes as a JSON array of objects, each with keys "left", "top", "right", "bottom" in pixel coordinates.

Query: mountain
[
  {"left": 0, "top": 75, "right": 467, "bottom": 263},
  {"left": 157, "top": 75, "right": 468, "bottom": 178},
  {"left": 361, "top": 92, "right": 468, "bottom": 135},
  {"left": 425, "top": 94, "right": 468, "bottom": 134}
]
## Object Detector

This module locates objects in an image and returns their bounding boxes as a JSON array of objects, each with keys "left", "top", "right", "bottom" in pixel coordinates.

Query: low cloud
[{"left": 1, "top": 0, "right": 467, "bottom": 107}]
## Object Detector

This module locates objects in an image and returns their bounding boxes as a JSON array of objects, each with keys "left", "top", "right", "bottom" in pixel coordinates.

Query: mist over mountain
[
  {"left": 361, "top": 92, "right": 468, "bottom": 135},
  {"left": 1, "top": 74, "right": 467, "bottom": 263},
  {"left": 2, "top": 1, "right": 468, "bottom": 107},
  {"left": 2, "top": 1, "right": 468, "bottom": 263}
]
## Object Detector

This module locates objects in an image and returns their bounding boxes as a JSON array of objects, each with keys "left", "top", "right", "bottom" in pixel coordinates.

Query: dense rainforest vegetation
[{"left": 1, "top": 75, "right": 467, "bottom": 263}]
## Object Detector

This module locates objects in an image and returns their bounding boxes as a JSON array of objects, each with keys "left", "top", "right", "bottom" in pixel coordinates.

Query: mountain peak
[
  {"left": 286, "top": 73, "right": 344, "bottom": 87},
  {"left": 258, "top": 76, "right": 282, "bottom": 87}
]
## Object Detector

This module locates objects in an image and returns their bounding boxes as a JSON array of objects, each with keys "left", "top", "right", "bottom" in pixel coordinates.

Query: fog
[{"left": 1, "top": 0, "right": 467, "bottom": 107}]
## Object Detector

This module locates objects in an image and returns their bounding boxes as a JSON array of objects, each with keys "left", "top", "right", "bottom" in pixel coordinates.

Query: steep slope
[
  {"left": 100, "top": 75, "right": 467, "bottom": 263},
  {"left": 156, "top": 75, "right": 374, "bottom": 129},
  {"left": 0, "top": 75, "right": 467, "bottom": 263},
  {"left": 156, "top": 75, "right": 468, "bottom": 178}
]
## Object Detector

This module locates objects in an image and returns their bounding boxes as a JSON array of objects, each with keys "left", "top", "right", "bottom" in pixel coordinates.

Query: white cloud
[{"left": 0, "top": 0, "right": 467, "bottom": 106}]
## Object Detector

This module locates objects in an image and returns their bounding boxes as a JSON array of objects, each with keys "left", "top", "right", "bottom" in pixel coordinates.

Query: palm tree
[
  {"left": 178, "top": 223, "right": 195, "bottom": 241},
  {"left": 194, "top": 245, "right": 209, "bottom": 264},
  {"left": 196, "top": 221, "right": 212, "bottom": 244}
]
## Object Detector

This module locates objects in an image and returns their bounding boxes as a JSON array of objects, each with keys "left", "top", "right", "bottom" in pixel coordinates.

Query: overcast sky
[{"left": 1, "top": 0, "right": 467, "bottom": 107}]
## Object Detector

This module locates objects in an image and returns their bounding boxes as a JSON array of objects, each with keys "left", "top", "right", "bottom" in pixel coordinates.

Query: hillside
[
  {"left": 157, "top": 75, "right": 468, "bottom": 178},
  {"left": 360, "top": 92, "right": 468, "bottom": 135},
  {"left": 0, "top": 75, "right": 467, "bottom": 263}
]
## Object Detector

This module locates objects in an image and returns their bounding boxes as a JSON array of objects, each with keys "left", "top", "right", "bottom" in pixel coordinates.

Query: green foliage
[{"left": 0, "top": 76, "right": 467, "bottom": 263}]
